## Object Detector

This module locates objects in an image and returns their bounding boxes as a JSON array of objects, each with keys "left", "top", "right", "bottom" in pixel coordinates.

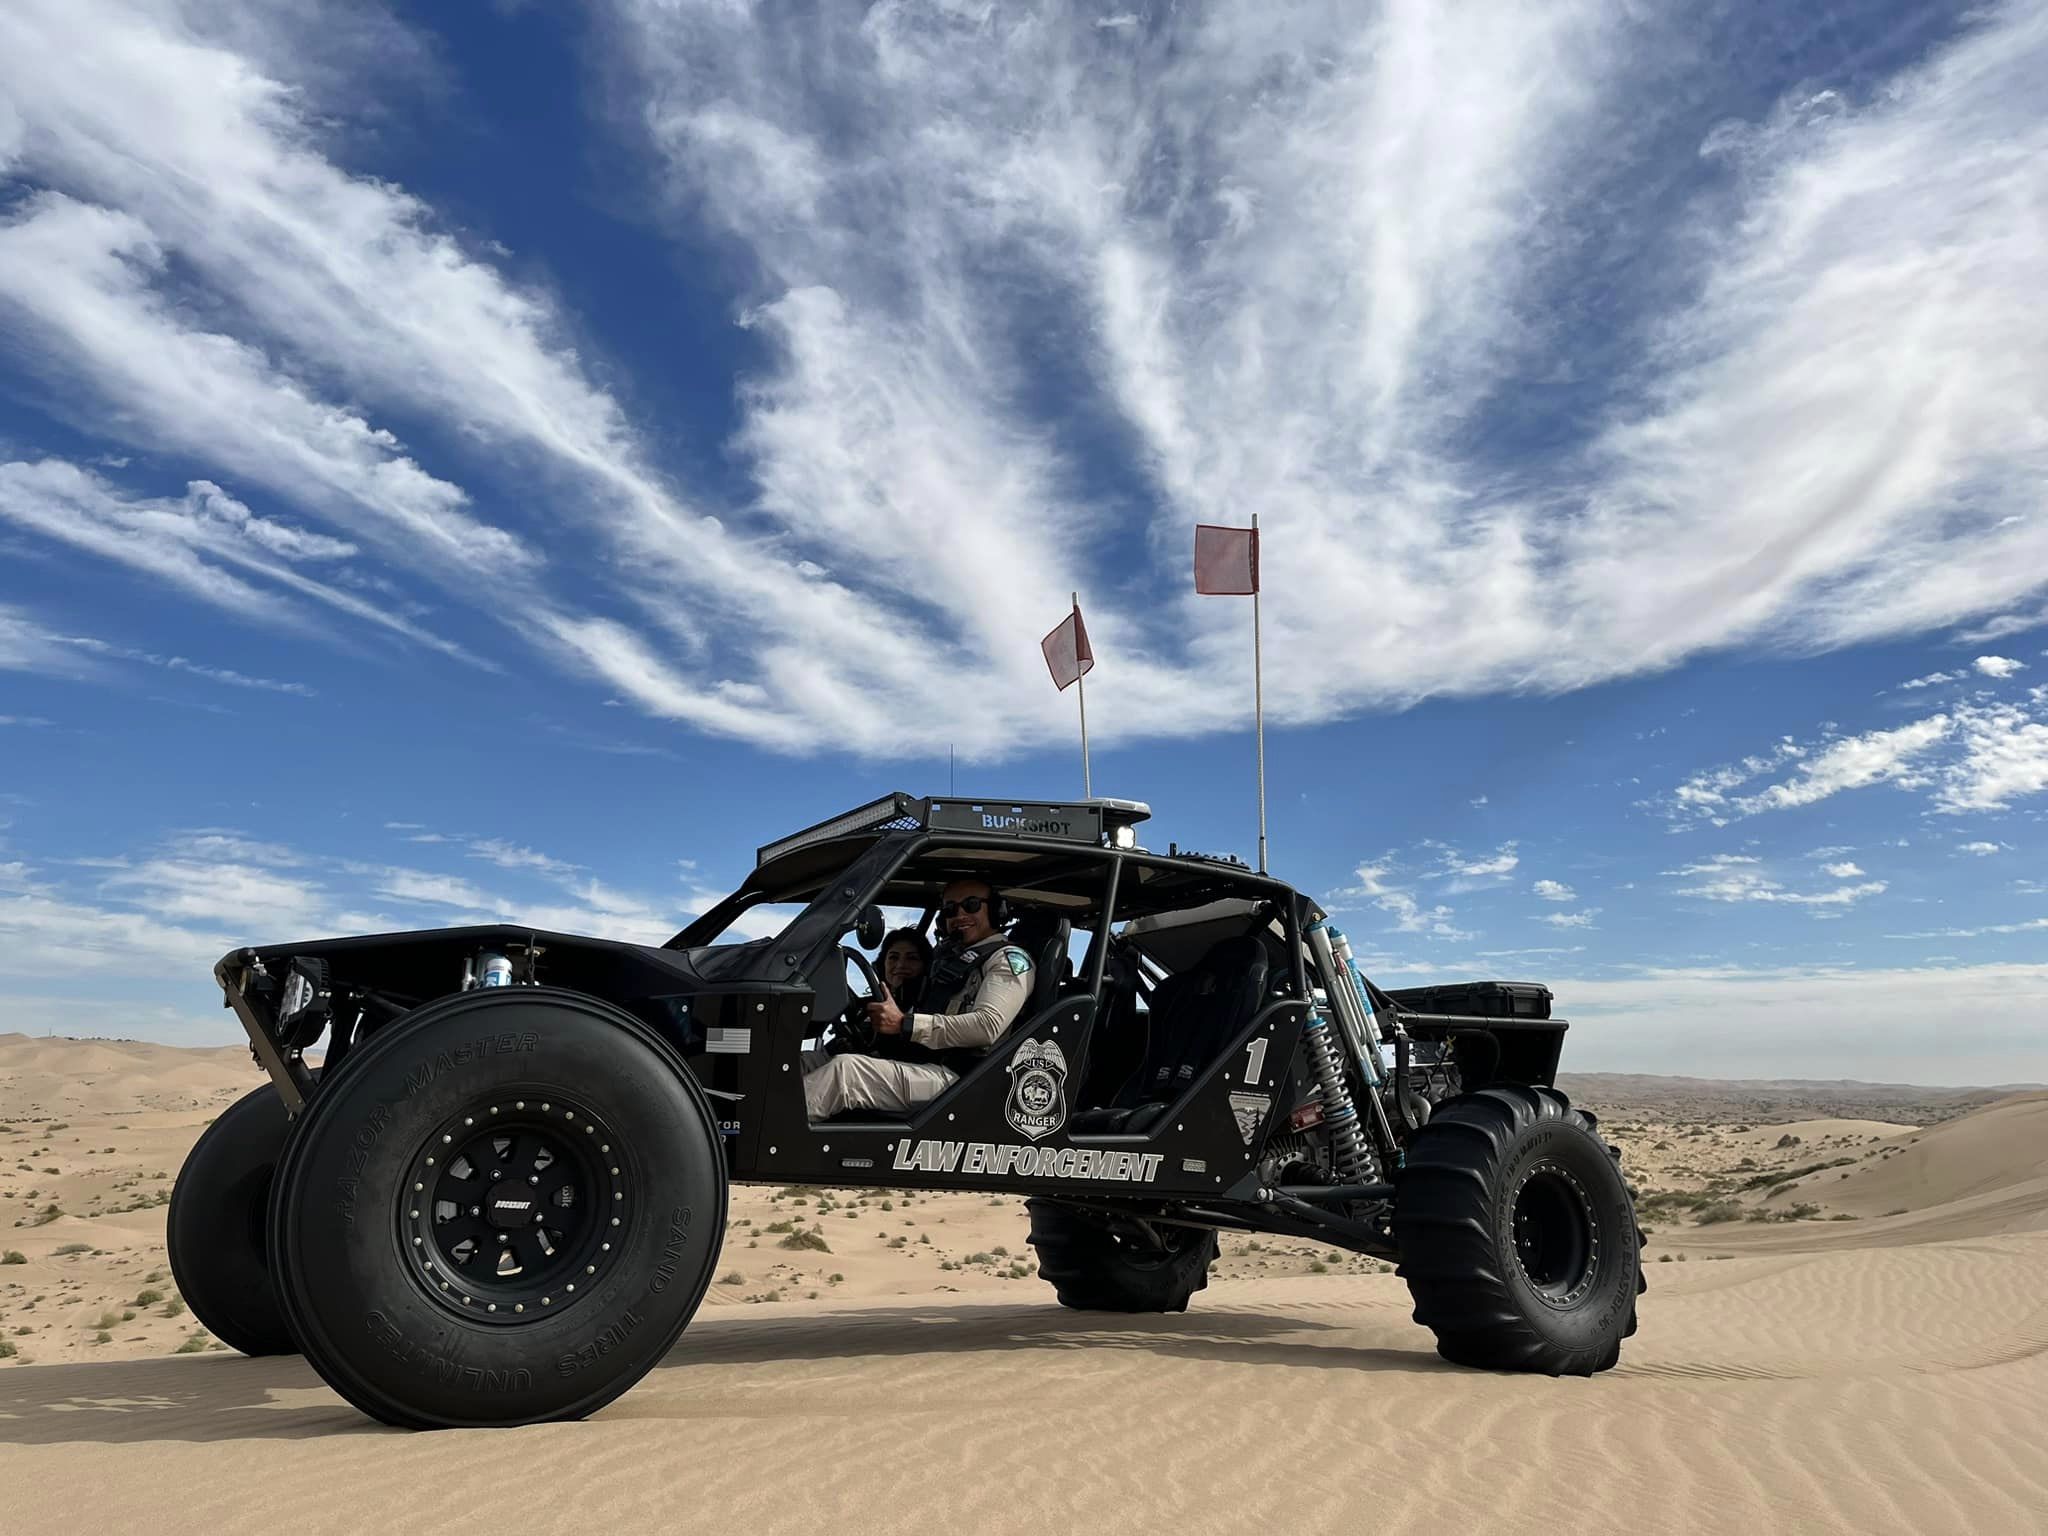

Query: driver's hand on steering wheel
[{"left": 867, "top": 985, "right": 906, "bottom": 1036}]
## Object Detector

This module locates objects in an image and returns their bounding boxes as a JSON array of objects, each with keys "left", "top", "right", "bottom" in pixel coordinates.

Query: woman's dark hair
[{"left": 879, "top": 927, "right": 933, "bottom": 968}]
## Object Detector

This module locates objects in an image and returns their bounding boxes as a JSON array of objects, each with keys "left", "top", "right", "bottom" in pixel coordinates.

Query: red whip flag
[
  {"left": 1194, "top": 523, "right": 1259, "bottom": 595},
  {"left": 1040, "top": 601, "right": 1094, "bottom": 692}
]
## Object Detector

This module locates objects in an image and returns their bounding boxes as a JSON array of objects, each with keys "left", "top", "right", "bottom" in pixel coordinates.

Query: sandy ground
[{"left": 2, "top": 1033, "right": 2045, "bottom": 1533}]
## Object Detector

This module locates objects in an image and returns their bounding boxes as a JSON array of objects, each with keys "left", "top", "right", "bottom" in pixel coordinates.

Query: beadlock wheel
[
  {"left": 405, "top": 1095, "right": 627, "bottom": 1323},
  {"left": 1510, "top": 1161, "right": 1599, "bottom": 1306}
]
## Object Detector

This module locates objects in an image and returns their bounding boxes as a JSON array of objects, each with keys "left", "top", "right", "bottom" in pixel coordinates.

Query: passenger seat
[{"left": 1069, "top": 935, "right": 1269, "bottom": 1134}]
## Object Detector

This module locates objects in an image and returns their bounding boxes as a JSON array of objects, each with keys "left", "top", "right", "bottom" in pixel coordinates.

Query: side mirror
[{"left": 854, "top": 904, "right": 886, "bottom": 950}]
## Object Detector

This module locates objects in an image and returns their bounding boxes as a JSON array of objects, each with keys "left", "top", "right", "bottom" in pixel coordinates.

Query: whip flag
[
  {"left": 1194, "top": 518, "right": 1268, "bottom": 870},
  {"left": 1040, "top": 594, "right": 1095, "bottom": 795},
  {"left": 1194, "top": 523, "right": 1259, "bottom": 596}
]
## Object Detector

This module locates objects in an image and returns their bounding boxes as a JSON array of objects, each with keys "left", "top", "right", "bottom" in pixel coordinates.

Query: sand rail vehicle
[{"left": 171, "top": 792, "right": 1645, "bottom": 1428}]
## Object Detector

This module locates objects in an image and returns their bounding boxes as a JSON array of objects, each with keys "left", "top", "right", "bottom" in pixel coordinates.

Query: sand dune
[{"left": 3, "top": 1038, "right": 2046, "bottom": 1533}]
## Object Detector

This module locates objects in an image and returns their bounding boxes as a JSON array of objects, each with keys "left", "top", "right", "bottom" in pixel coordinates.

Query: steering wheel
[
  {"left": 841, "top": 945, "right": 883, "bottom": 1000},
  {"left": 829, "top": 945, "right": 885, "bottom": 1054}
]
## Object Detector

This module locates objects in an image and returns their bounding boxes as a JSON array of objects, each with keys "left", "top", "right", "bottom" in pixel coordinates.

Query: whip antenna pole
[
  {"left": 1074, "top": 591, "right": 1092, "bottom": 798},
  {"left": 1252, "top": 515, "right": 1267, "bottom": 873}
]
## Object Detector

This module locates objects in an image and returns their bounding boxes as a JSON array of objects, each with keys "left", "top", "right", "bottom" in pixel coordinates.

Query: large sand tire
[
  {"left": 1394, "top": 1083, "right": 1642, "bottom": 1375},
  {"left": 167, "top": 1084, "right": 299, "bottom": 1357},
  {"left": 1026, "top": 1199, "right": 1218, "bottom": 1313},
  {"left": 267, "top": 988, "right": 727, "bottom": 1429}
]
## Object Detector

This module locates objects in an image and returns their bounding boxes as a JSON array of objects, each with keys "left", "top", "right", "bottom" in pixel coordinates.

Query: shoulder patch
[{"left": 1005, "top": 948, "right": 1033, "bottom": 976}]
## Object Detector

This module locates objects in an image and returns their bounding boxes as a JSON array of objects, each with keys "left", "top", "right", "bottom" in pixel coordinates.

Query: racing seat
[
  {"left": 1069, "top": 935, "right": 1269, "bottom": 1134},
  {"left": 1004, "top": 912, "right": 1073, "bottom": 1020}
]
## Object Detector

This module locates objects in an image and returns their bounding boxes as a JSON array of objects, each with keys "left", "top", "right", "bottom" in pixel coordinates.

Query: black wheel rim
[
  {"left": 400, "top": 1093, "right": 627, "bottom": 1326},
  {"left": 1510, "top": 1161, "right": 1599, "bottom": 1306}
]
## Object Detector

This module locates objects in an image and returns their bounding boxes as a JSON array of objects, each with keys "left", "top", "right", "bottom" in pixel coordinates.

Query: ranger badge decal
[{"left": 1005, "top": 1036, "right": 1068, "bottom": 1141}]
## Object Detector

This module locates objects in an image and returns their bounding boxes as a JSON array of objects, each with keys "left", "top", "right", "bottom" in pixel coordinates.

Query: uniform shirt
[{"left": 907, "top": 934, "right": 1033, "bottom": 1052}]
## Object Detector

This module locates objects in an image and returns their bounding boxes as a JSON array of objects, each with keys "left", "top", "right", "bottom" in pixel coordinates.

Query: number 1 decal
[{"left": 1242, "top": 1036, "right": 1269, "bottom": 1084}]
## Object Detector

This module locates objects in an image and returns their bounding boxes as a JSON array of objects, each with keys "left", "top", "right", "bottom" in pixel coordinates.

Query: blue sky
[{"left": 1, "top": 0, "right": 2044, "bottom": 1083}]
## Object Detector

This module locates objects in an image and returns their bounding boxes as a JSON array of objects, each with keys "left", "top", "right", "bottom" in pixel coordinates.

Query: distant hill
[{"left": 1559, "top": 1071, "right": 2042, "bottom": 1126}]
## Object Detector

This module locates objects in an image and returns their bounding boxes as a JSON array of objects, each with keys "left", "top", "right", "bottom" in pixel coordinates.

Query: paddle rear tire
[
  {"left": 1027, "top": 1199, "right": 1218, "bottom": 1313},
  {"left": 1393, "top": 1083, "right": 1643, "bottom": 1375}
]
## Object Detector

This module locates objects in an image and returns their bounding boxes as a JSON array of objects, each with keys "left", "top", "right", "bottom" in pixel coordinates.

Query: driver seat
[{"left": 1003, "top": 912, "right": 1072, "bottom": 1018}]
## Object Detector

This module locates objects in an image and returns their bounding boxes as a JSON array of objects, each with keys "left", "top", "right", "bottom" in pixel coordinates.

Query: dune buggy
[{"left": 171, "top": 792, "right": 1643, "bottom": 1428}]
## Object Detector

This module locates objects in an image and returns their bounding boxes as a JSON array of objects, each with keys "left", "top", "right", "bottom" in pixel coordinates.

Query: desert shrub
[
  {"left": 161, "top": 1298, "right": 185, "bottom": 1318},
  {"left": 718, "top": 1271, "right": 745, "bottom": 1285},
  {"left": 1692, "top": 1201, "right": 1743, "bottom": 1225},
  {"left": 965, "top": 1252, "right": 993, "bottom": 1265},
  {"left": 174, "top": 1332, "right": 209, "bottom": 1354},
  {"left": 990, "top": 1245, "right": 1008, "bottom": 1258},
  {"left": 0, "top": 1251, "right": 23, "bottom": 1265},
  {"left": 829, "top": 1272, "right": 844, "bottom": 1283},
  {"left": 1775, "top": 1134, "right": 1801, "bottom": 1148},
  {"left": 53, "top": 1244, "right": 89, "bottom": 1256},
  {"left": 778, "top": 1228, "right": 831, "bottom": 1253},
  {"left": 92, "top": 1331, "right": 111, "bottom": 1345},
  {"left": 93, "top": 1310, "right": 122, "bottom": 1331},
  {"left": 29, "top": 1205, "right": 61, "bottom": 1226},
  {"left": 0, "top": 1339, "right": 15, "bottom": 1359},
  {"left": 1883, "top": 1207, "right": 1909, "bottom": 1217},
  {"left": 1740, "top": 1159, "right": 1854, "bottom": 1192},
  {"left": 134, "top": 1288, "right": 163, "bottom": 1306},
  {"left": 763, "top": 1219, "right": 797, "bottom": 1235}
]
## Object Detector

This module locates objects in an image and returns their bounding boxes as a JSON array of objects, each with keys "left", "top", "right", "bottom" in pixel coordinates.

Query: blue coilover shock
[{"left": 1301, "top": 993, "right": 1374, "bottom": 1183}]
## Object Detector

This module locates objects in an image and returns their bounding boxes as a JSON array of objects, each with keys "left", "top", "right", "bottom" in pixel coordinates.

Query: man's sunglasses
[{"left": 940, "top": 896, "right": 991, "bottom": 917}]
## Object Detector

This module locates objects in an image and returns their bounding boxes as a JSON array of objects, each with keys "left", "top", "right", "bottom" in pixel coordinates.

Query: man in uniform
[{"left": 802, "top": 876, "right": 1033, "bottom": 1119}]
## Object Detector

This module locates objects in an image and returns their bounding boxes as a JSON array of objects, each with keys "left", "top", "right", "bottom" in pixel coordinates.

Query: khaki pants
[{"left": 801, "top": 1048, "right": 957, "bottom": 1119}]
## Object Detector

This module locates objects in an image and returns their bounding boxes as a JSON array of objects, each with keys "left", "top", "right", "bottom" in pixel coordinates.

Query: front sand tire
[
  {"left": 167, "top": 1084, "right": 299, "bottom": 1357},
  {"left": 1393, "top": 1083, "right": 1642, "bottom": 1375},
  {"left": 267, "top": 989, "right": 727, "bottom": 1428}
]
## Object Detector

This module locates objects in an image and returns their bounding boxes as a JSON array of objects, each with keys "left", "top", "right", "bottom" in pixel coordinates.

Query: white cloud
[
  {"left": 1670, "top": 856, "right": 1887, "bottom": 908},
  {"left": 1662, "top": 695, "right": 2048, "bottom": 824},
  {"left": 1952, "top": 606, "right": 2048, "bottom": 645},
  {"left": 1532, "top": 878, "right": 1576, "bottom": 902},
  {"left": 1730, "top": 717, "right": 1951, "bottom": 814},
  {"left": 1887, "top": 918, "right": 2048, "bottom": 939},
  {"left": 1896, "top": 670, "right": 1959, "bottom": 690},
  {"left": 1447, "top": 845, "right": 1519, "bottom": 878},
  {"left": 465, "top": 838, "right": 583, "bottom": 880},
  {"left": 1819, "top": 861, "right": 1864, "bottom": 878},
  {"left": 1974, "top": 654, "right": 2027, "bottom": 679},
  {"left": 1957, "top": 841, "right": 2005, "bottom": 856},
  {"left": 1935, "top": 703, "right": 2048, "bottom": 812},
  {"left": 1330, "top": 859, "right": 1471, "bottom": 941},
  {"left": 0, "top": 462, "right": 471, "bottom": 658},
  {"left": 1537, "top": 909, "right": 1598, "bottom": 929}
]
